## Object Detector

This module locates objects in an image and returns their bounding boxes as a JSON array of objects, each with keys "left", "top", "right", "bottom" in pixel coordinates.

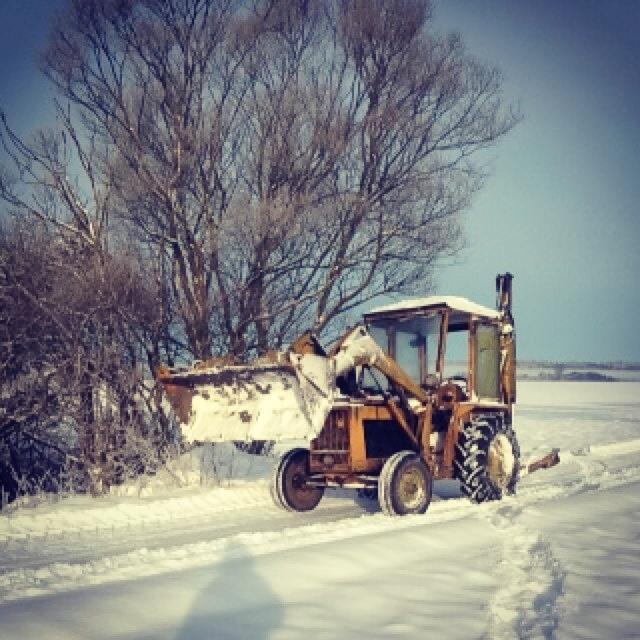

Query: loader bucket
[{"left": 157, "top": 354, "right": 336, "bottom": 443}]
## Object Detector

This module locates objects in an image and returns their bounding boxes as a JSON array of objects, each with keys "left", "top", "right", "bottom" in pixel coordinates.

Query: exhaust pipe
[{"left": 496, "top": 272, "right": 514, "bottom": 321}]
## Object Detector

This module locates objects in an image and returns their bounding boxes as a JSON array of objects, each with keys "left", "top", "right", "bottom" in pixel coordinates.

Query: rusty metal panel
[
  {"left": 501, "top": 331, "right": 517, "bottom": 405},
  {"left": 418, "top": 405, "right": 433, "bottom": 463},
  {"left": 350, "top": 405, "right": 368, "bottom": 470},
  {"left": 310, "top": 407, "right": 351, "bottom": 473},
  {"left": 468, "top": 322, "right": 476, "bottom": 398},
  {"left": 437, "top": 310, "right": 448, "bottom": 381},
  {"left": 351, "top": 404, "right": 395, "bottom": 473},
  {"left": 159, "top": 381, "right": 194, "bottom": 426},
  {"left": 438, "top": 412, "right": 458, "bottom": 479},
  {"left": 311, "top": 408, "right": 350, "bottom": 452}
]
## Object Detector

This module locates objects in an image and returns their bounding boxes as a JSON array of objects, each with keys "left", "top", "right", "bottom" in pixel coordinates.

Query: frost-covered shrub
[{"left": 0, "top": 222, "right": 180, "bottom": 506}]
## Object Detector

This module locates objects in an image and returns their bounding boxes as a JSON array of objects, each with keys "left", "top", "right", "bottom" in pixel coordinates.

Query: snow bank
[
  {"left": 0, "top": 444, "right": 274, "bottom": 542},
  {"left": 109, "top": 442, "right": 272, "bottom": 496}
]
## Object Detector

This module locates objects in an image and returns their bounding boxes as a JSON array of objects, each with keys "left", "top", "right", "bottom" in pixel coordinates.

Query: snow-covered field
[{"left": 1, "top": 381, "right": 639, "bottom": 639}]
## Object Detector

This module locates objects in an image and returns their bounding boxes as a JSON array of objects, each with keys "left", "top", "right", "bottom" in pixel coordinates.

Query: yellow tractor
[{"left": 159, "top": 274, "right": 523, "bottom": 516}]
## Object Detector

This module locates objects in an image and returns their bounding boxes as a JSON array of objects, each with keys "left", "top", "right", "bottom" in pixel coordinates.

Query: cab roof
[{"left": 364, "top": 295, "right": 501, "bottom": 322}]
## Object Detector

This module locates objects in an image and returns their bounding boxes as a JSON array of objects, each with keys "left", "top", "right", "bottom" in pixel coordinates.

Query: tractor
[{"left": 159, "top": 273, "right": 523, "bottom": 516}]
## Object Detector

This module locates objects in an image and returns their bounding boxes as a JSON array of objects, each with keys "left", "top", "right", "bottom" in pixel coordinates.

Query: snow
[
  {"left": 0, "top": 443, "right": 272, "bottom": 541},
  {"left": 185, "top": 354, "right": 335, "bottom": 443},
  {"left": 366, "top": 295, "right": 501, "bottom": 319},
  {"left": 332, "top": 325, "right": 386, "bottom": 376},
  {"left": 516, "top": 379, "right": 640, "bottom": 407},
  {"left": 1, "top": 381, "right": 640, "bottom": 639},
  {"left": 490, "top": 433, "right": 516, "bottom": 483}
]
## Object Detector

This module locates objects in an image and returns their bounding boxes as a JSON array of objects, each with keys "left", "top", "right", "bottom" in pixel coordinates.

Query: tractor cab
[{"left": 362, "top": 284, "right": 516, "bottom": 407}]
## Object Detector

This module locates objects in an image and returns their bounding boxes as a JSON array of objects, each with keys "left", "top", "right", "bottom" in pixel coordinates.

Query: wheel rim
[
  {"left": 397, "top": 467, "right": 426, "bottom": 510},
  {"left": 487, "top": 434, "right": 515, "bottom": 489},
  {"left": 285, "top": 459, "right": 309, "bottom": 494}
]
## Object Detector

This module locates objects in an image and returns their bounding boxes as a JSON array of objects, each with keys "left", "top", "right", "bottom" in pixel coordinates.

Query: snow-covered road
[{"left": 1, "top": 382, "right": 639, "bottom": 639}]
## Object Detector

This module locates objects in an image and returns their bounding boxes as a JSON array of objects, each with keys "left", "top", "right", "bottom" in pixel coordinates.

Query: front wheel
[
  {"left": 271, "top": 448, "right": 324, "bottom": 512},
  {"left": 378, "top": 451, "right": 433, "bottom": 516}
]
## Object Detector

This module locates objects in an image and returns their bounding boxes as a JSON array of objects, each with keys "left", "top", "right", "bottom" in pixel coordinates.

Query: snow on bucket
[{"left": 158, "top": 354, "right": 336, "bottom": 443}]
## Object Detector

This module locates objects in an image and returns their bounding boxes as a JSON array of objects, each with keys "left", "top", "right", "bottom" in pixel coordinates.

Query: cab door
[{"left": 472, "top": 322, "right": 501, "bottom": 401}]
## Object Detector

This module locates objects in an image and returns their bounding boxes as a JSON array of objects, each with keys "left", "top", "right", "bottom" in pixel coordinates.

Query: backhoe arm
[{"left": 332, "top": 326, "right": 430, "bottom": 405}]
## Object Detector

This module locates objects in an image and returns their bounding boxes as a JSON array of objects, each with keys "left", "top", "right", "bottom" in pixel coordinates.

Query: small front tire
[{"left": 378, "top": 451, "right": 433, "bottom": 516}]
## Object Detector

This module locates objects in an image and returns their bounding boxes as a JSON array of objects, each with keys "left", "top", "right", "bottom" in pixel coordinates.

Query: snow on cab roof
[{"left": 365, "top": 295, "right": 500, "bottom": 319}]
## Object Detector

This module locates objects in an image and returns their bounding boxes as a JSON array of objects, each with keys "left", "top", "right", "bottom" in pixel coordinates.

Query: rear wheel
[
  {"left": 271, "top": 448, "right": 324, "bottom": 512},
  {"left": 378, "top": 451, "right": 433, "bottom": 516},
  {"left": 454, "top": 415, "right": 520, "bottom": 503}
]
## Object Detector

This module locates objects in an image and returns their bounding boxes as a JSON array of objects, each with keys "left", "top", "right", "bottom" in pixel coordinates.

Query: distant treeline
[
  {"left": 519, "top": 361, "right": 640, "bottom": 371},
  {"left": 518, "top": 371, "right": 619, "bottom": 382}
]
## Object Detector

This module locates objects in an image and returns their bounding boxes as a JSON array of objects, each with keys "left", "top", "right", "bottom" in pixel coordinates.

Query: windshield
[{"left": 366, "top": 313, "right": 442, "bottom": 386}]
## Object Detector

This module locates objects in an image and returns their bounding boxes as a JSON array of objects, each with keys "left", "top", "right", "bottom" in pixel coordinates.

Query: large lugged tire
[
  {"left": 271, "top": 448, "right": 324, "bottom": 512},
  {"left": 454, "top": 415, "right": 520, "bottom": 503},
  {"left": 378, "top": 451, "right": 433, "bottom": 516}
]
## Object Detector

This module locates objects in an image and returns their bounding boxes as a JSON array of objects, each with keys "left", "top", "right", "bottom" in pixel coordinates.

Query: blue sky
[
  {"left": 433, "top": 1, "right": 640, "bottom": 362},
  {"left": 1, "top": 0, "right": 639, "bottom": 361}
]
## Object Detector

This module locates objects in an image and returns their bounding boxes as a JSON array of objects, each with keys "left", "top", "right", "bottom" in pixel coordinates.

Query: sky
[
  {"left": 432, "top": 1, "right": 640, "bottom": 362},
  {"left": 1, "top": 0, "right": 639, "bottom": 362}
]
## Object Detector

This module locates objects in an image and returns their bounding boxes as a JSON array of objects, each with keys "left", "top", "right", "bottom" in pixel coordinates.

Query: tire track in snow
[
  {"left": 485, "top": 437, "right": 640, "bottom": 639},
  {"left": 486, "top": 502, "right": 566, "bottom": 639}
]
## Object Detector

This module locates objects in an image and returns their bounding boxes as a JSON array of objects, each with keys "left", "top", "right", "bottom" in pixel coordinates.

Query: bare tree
[
  {"left": 36, "top": 0, "right": 518, "bottom": 361},
  {"left": 0, "top": 0, "right": 519, "bottom": 499}
]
